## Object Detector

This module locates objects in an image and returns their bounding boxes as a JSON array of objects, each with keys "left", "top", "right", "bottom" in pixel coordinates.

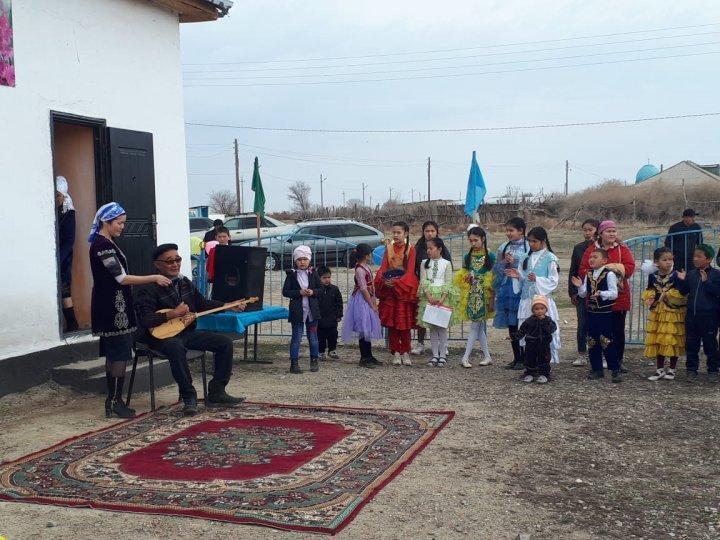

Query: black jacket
[
  {"left": 317, "top": 284, "right": 343, "bottom": 328},
  {"left": 136, "top": 276, "right": 223, "bottom": 335},
  {"left": 664, "top": 222, "right": 703, "bottom": 271},
  {"left": 568, "top": 239, "right": 592, "bottom": 298},
  {"left": 282, "top": 268, "right": 322, "bottom": 323},
  {"left": 676, "top": 266, "right": 720, "bottom": 316}
]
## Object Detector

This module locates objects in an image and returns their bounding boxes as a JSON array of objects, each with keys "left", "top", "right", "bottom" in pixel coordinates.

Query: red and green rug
[{"left": 0, "top": 402, "right": 453, "bottom": 534}]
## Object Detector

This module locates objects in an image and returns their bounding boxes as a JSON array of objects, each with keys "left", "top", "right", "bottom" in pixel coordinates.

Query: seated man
[{"left": 136, "top": 243, "right": 245, "bottom": 415}]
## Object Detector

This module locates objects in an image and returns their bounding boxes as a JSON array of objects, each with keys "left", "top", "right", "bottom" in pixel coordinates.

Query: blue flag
[{"left": 464, "top": 151, "right": 487, "bottom": 217}]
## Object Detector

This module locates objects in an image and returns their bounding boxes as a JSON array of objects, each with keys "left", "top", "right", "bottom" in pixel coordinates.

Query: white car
[{"left": 223, "top": 214, "right": 293, "bottom": 242}]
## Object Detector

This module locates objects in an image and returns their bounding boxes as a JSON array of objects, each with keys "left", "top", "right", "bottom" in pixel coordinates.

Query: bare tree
[
  {"left": 346, "top": 198, "right": 364, "bottom": 208},
  {"left": 208, "top": 189, "right": 238, "bottom": 215},
  {"left": 288, "top": 181, "right": 312, "bottom": 214}
]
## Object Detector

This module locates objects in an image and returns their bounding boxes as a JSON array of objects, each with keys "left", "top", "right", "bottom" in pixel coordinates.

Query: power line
[
  {"left": 182, "top": 22, "right": 720, "bottom": 65},
  {"left": 183, "top": 41, "right": 720, "bottom": 81},
  {"left": 183, "top": 50, "right": 720, "bottom": 87},
  {"left": 183, "top": 30, "right": 720, "bottom": 74},
  {"left": 185, "top": 111, "right": 720, "bottom": 134}
]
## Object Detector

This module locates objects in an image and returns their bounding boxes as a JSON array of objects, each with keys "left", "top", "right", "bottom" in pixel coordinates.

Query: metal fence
[{"left": 624, "top": 227, "right": 720, "bottom": 345}]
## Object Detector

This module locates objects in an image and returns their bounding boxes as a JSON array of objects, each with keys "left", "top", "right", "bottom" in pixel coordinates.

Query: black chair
[{"left": 126, "top": 341, "right": 208, "bottom": 412}]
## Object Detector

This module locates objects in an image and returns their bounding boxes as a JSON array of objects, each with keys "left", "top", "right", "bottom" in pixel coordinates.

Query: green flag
[{"left": 251, "top": 156, "right": 265, "bottom": 216}]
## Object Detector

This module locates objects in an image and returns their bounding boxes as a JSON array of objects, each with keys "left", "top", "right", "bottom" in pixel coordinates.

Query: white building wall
[
  {"left": 639, "top": 162, "right": 720, "bottom": 187},
  {"left": 0, "top": 0, "right": 191, "bottom": 359}
]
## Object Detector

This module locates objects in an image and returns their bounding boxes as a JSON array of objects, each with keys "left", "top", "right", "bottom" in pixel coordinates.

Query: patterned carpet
[{"left": 0, "top": 402, "right": 453, "bottom": 534}]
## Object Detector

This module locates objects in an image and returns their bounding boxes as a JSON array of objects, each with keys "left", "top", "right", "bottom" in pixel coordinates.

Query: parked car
[
  {"left": 190, "top": 217, "right": 214, "bottom": 234},
  {"left": 224, "top": 214, "right": 293, "bottom": 242},
  {"left": 242, "top": 219, "right": 384, "bottom": 270}
]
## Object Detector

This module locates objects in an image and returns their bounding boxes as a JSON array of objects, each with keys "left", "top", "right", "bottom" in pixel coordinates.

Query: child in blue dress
[{"left": 493, "top": 217, "right": 529, "bottom": 369}]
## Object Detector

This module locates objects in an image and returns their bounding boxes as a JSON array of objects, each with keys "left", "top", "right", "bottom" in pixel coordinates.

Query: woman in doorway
[
  {"left": 55, "top": 176, "right": 78, "bottom": 331},
  {"left": 88, "top": 202, "right": 171, "bottom": 418}
]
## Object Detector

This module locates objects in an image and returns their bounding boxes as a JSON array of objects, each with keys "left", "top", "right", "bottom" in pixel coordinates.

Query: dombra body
[{"left": 150, "top": 297, "right": 259, "bottom": 339}]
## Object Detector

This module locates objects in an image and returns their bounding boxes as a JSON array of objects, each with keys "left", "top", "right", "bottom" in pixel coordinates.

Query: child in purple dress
[{"left": 343, "top": 244, "right": 383, "bottom": 367}]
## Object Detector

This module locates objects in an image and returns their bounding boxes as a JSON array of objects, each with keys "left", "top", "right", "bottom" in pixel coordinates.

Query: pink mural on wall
[{"left": 0, "top": 0, "right": 14, "bottom": 87}]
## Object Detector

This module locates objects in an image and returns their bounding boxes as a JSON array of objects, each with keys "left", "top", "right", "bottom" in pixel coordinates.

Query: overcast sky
[{"left": 180, "top": 0, "right": 720, "bottom": 212}]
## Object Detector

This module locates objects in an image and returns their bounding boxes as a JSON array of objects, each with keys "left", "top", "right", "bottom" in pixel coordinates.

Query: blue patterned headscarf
[{"left": 87, "top": 202, "right": 126, "bottom": 242}]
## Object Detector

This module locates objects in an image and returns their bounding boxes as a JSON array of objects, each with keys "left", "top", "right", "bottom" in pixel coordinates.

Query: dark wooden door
[{"left": 107, "top": 128, "right": 157, "bottom": 276}]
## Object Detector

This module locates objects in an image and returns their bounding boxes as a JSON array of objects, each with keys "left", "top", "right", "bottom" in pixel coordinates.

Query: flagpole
[{"left": 256, "top": 213, "right": 260, "bottom": 243}]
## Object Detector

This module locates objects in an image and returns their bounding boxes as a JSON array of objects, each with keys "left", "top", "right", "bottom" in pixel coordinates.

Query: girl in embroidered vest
[
  {"left": 507, "top": 227, "right": 561, "bottom": 365},
  {"left": 374, "top": 221, "right": 419, "bottom": 366},
  {"left": 455, "top": 226, "right": 495, "bottom": 368},
  {"left": 411, "top": 220, "right": 452, "bottom": 356},
  {"left": 343, "top": 243, "right": 383, "bottom": 368},
  {"left": 88, "top": 202, "right": 171, "bottom": 419},
  {"left": 493, "top": 217, "right": 530, "bottom": 369},
  {"left": 572, "top": 248, "right": 622, "bottom": 382},
  {"left": 642, "top": 247, "right": 687, "bottom": 381},
  {"left": 416, "top": 238, "right": 458, "bottom": 367}
]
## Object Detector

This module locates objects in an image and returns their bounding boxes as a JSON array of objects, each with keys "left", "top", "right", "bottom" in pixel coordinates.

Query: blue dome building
[{"left": 635, "top": 164, "right": 660, "bottom": 184}]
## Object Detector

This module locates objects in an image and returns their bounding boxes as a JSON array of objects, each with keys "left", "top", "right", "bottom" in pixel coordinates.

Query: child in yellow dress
[{"left": 642, "top": 247, "right": 687, "bottom": 381}]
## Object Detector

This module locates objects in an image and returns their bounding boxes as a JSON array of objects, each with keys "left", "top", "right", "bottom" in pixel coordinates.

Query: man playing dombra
[{"left": 136, "top": 243, "right": 246, "bottom": 415}]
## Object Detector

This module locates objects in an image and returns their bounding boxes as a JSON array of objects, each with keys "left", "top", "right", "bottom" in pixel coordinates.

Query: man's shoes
[
  {"left": 370, "top": 356, "right": 383, "bottom": 366},
  {"left": 619, "top": 366, "right": 629, "bottom": 374},
  {"left": 708, "top": 372, "right": 719, "bottom": 383},
  {"left": 587, "top": 370, "right": 604, "bottom": 380},
  {"left": 648, "top": 368, "right": 665, "bottom": 381},
  {"left": 318, "top": 352, "right": 326, "bottom": 360},
  {"left": 686, "top": 370, "right": 699, "bottom": 381},
  {"left": 183, "top": 395, "right": 198, "bottom": 416},
  {"left": 503, "top": 360, "right": 518, "bottom": 370},
  {"left": 290, "top": 358, "right": 303, "bottom": 374},
  {"left": 410, "top": 342, "right": 425, "bottom": 355},
  {"left": 207, "top": 381, "right": 246, "bottom": 405},
  {"left": 327, "top": 350, "right": 340, "bottom": 360},
  {"left": 611, "top": 371, "right": 623, "bottom": 383},
  {"left": 572, "top": 356, "right": 587, "bottom": 367},
  {"left": 310, "top": 357, "right": 319, "bottom": 372},
  {"left": 359, "top": 357, "right": 376, "bottom": 368}
]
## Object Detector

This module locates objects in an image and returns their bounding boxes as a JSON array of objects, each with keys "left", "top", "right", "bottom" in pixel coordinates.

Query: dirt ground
[{"left": 2, "top": 305, "right": 720, "bottom": 540}]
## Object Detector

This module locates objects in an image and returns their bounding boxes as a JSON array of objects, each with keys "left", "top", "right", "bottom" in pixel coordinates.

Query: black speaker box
[{"left": 212, "top": 245, "right": 267, "bottom": 312}]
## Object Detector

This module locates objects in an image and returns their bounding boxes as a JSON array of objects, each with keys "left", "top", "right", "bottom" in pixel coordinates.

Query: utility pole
[
  {"left": 389, "top": 187, "right": 393, "bottom": 201},
  {"left": 342, "top": 191, "right": 346, "bottom": 206},
  {"left": 370, "top": 196, "right": 373, "bottom": 209},
  {"left": 234, "top": 139, "right": 242, "bottom": 214},
  {"left": 411, "top": 188, "right": 415, "bottom": 202},
  {"left": 320, "top": 174, "right": 325, "bottom": 208},
  {"left": 427, "top": 156, "right": 431, "bottom": 202},
  {"left": 564, "top": 160, "right": 569, "bottom": 196},
  {"left": 361, "top": 182, "right": 366, "bottom": 206}
]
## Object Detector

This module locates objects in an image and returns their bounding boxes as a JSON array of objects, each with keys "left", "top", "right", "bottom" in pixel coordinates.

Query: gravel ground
[{"left": 2, "top": 306, "right": 719, "bottom": 539}]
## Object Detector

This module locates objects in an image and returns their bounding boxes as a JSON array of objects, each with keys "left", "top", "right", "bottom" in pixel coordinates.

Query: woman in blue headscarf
[{"left": 88, "top": 202, "right": 171, "bottom": 418}]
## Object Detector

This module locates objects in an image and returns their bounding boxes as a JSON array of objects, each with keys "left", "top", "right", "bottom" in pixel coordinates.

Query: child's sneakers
[
  {"left": 663, "top": 368, "right": 676, "bottom": 380},
  {"left": 392, "top": 352, "right": 402, "bottom": 365},
  {"left": 648, "top": 368, "right": 666, "bottom": 381},
  {"left": 401, "top": 353, "right": 412, "bottom": 366},
  {"left": 522, "top": 375, "right": 534, "bottom": 383},
  {"left": 410, "top": 342, "right": 425, "bottom": 355},
  {"left": 460, "top": 357, "right": 472, "bottom": 368},
  {"left": 327, "top": 350, "right": 340, "bottom": 360},
  {"left": 572, "top": 356, "right": 587, "bottom": 367},
  {"left": 478, "top": 356, "right": 493, "bottom": 366},
  {"left": 535, "top": 375, "right": 548, "bottom": 384}
]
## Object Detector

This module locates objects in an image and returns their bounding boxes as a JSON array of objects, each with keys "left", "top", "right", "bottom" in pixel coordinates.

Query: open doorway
[{"left": 51, "top": 113, "right": 107, "bottom": 336}]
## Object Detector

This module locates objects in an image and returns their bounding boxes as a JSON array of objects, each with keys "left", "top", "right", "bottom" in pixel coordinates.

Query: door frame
[{"left": 50, "top": 111, "right": 109, "bottom": 337}]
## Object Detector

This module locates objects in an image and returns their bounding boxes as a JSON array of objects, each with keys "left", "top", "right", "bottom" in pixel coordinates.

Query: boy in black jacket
[
  {"left": 316, "top": 266, "right": 343, "bottom": 360},
  {"left": 677, "top": 244, "right": 720, "bottom": 381},
  {"left": 282, "top": 245, "right": 322, "bottom": 374}
]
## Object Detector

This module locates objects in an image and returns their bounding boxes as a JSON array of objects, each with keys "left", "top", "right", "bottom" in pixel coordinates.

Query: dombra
[{"left": 150, "top": 297, "right": 259, "bottom": 339}]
